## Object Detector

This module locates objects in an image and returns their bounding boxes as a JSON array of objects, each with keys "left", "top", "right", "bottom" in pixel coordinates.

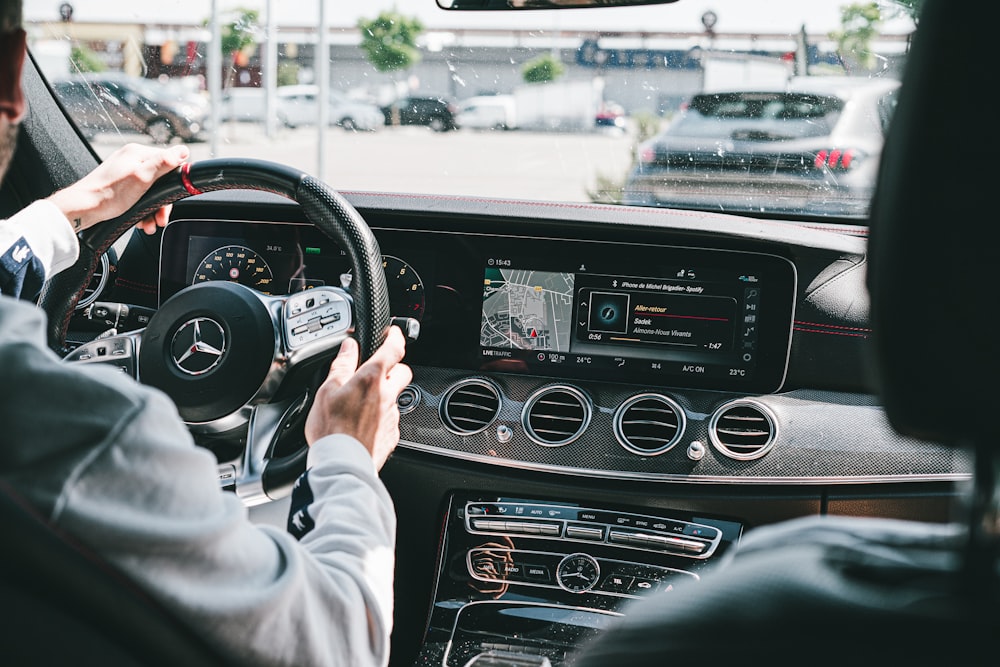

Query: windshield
[{"left": 26, "top": 0, "right": 916, "bottom": 222}]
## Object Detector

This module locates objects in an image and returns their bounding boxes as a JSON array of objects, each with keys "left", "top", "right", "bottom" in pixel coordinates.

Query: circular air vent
[
  {"left": 709, "top": 400, "right": 777, "bottom": 461},
  {"left": 440, "top": 379, "right": 502, "bottom": 436},
  {"left": 613, "top": 393, "right": 685, "bottom": 456},
  {"left": 75, "top": 252, "right": 111, "bottom": 311},
  {"left": 522, "top": 385, "right": 592, "bottom": 447}
]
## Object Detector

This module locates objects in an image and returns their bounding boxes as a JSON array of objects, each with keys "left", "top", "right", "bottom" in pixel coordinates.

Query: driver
[{"left": 0, "top": 2, "right": 411, "bottom": 666}]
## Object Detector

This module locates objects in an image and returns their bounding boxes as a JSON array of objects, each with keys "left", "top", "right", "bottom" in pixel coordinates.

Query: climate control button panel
[{"left": 465, "top": 501, "right": 723, "bottom": 559}]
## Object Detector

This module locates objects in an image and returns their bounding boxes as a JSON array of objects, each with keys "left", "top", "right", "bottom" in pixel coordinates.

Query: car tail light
[
  {"left": 638, "top": 144, "right": 655, "bottom": 164},
  {"left": 814, "top": 148, "right": 859, "bottom": 171}
]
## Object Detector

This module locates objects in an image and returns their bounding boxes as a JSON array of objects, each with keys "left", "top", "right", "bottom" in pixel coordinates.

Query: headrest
[{"left": 867, "top": 0, "right": 1000, "bottom": 444}]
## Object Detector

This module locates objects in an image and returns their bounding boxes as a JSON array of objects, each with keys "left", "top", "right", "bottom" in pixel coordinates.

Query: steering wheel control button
[
  {"left": 170, "top": 317, "right": 227, "bottom": 376},
  {"left": 284, "top": 288, "right": 351, "bottom": 348},
  {"left": 63, "top": 336, "right": 137, "bottom": 376}
]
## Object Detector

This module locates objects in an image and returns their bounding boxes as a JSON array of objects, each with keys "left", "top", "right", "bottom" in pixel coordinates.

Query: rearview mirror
[{"left": 438, "top": 0, "right": 678, "bottom": 9}]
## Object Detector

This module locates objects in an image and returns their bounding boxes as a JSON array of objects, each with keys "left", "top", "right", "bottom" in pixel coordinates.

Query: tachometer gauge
[
  {"left": 192, "top": 245, "right": 275, "bottom": 294},
  {"left": 382, "top": 255, "right": 426, "bottom": 321}
]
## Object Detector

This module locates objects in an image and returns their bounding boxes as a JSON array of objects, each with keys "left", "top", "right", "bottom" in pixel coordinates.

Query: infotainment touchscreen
[{"left": 478, "top": 248, "right": 795, "bottom": 392}]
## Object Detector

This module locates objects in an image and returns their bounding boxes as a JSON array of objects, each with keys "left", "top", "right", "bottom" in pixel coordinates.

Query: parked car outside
[
  {"left": 623, "top": 76, "right": 900, "bottom": 216},
  {"left": 278, "top": 85, "right": 386, "bottom": 131},
  {"left": 381, "top": 95, "right": 459, "bottom": 131},
  {"left": 52, "top": 73, "right": 209, "bottom": 144},
  {"left": 455, "top": 94, "right": 516, "bottom": 131},
  {"left": 594, "top": 100, "right": 626, "bottom": 131},
  {"left": 220, "top": 85, "right": 384, "bottom": 131}
]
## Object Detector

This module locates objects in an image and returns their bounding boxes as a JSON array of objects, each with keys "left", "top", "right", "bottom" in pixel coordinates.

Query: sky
[{"left": 24, "top": 0, "right": 915, "bottom": 35}]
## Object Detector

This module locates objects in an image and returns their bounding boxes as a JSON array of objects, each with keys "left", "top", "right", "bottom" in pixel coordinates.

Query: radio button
[{"left": 503, "top": 563, "right": 525, "bottom": 580}]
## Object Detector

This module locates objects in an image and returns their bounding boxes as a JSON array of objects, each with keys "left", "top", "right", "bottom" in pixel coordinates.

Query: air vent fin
[
  {"left": 76, "top": 252, "right": 111, "bottom": 311},
  {"left": 710, "top": 401, "right": 777, "bottom": 461},
  {"left": 614, "top": 394, "right": 685, "bottom": 456},
  {"left": 440, "top": 379, "right": 502, "bottom": 436},
  {"left": 522, "top": 385, "right": 591, "bottom": 447}
]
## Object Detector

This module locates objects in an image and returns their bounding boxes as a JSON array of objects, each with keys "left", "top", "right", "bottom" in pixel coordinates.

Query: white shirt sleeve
[{"left": 0, "top": 199, "right": 79, "bottom": 290}]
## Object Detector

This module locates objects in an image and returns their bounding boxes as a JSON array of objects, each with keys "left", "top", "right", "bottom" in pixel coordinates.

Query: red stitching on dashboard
[
  {"left": 793, "top": 326, "right": 868, "bottom": 338},
  {"left": 114, "top": 278, "right": 157, "bottom": 294},
  {"left": 794, "top": 321, "right": 871, "bottom": 333}
]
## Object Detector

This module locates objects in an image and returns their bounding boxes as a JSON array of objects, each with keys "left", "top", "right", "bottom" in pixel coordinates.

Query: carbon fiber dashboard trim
[{"left": 398, "top": 366, "right": 971, "bottom": 485}]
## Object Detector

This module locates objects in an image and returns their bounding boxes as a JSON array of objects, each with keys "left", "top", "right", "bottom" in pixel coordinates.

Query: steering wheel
[{"left": 38, "top": 158, "right": 391, "bottom": 505}]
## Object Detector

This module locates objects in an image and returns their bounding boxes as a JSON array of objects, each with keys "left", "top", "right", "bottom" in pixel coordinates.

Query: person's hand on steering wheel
[
  {"left": 306, "top": 326, "right": 413, "bottom": 470},
  {"left": 46, "top": 142, "right": 189, "bottom": 235}
]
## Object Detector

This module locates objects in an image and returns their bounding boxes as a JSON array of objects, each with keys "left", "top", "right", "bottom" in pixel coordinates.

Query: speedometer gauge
[
  {"left": 192, "top": 245, "right": 275, "bottom": 294},
  {"left": 382, "top": 255, "right": 426, "bottom": 321}
]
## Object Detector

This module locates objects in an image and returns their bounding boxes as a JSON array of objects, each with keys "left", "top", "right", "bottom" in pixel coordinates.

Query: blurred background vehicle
[
  {"left": 455, "top": 94, "right": 516, "bottom": 130},
  {"left": 220, "top": 85, "right": 385, "bottom": 130},
  {"left": 278, "top": 85, "right": 386, "bottom": 130},
  {"left": 622, "top": 76, "right": 899, "bottom": 216},
  {"left": 52, "top": 73, "right": 209, "bottom": 144},
  {"left": 381, "top": 95, "right": 458, "bottom": 131},
  {"left": 594, "top": 100, "right": 626, "bottom": 131}
]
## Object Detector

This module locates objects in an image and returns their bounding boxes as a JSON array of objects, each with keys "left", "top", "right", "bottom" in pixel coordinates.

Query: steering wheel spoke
[
  {"left": 62, "top": 330, "right": 144, "bottom": 380},
  {"left": 233, "top": 397, "right": 309, "bottom": 506}
]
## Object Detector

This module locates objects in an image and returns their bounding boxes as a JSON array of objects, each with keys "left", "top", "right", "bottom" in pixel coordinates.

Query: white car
[
  {"left": 456, "top": 94, "right": 516, "bottom": 130},
  {"left": 277, "top": 85, "right": 385, "bottom": 131},
  {"left": 220, "top": 85, "right": 385, "bottom": 131}
]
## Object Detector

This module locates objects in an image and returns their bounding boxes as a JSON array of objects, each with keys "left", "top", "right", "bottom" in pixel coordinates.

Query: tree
[
  {"left": 70, "top": 45, "right": 105, "bottom": 73},
  {"left": 357, "top": 11, "right": 423, "bottom": 125},
  {"left": 830, "top": 2, "right": 882, "bottom": 72},
  {"left": 521, "top": 54, "right": 564, "bottom": 84},
  {"left": 221, "top": 9, "right": 259, "bottom": 59},
  {"left": 357, "top": 11, "right": 423, "bottom": 74},
  {"left": 204, "top": 8, "right": 259, "bottom": 88}
]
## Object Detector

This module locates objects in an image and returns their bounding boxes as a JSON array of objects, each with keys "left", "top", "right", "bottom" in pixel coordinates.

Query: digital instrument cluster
[
  {"left": 160, "top": 219, "right": 796, "bottom": 392},
  {"left": 160, "top": 219, "right": 427, "bottom": 323}
]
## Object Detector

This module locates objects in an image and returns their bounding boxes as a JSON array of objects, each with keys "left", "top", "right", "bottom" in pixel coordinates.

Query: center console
[{"left": 412, "top": 493, "right": 742, "bottom": 666}]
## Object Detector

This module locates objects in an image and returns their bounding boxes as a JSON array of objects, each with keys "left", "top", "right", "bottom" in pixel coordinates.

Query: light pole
[{"left": 208, "top": 0, "right": 221, "bottom": 157}]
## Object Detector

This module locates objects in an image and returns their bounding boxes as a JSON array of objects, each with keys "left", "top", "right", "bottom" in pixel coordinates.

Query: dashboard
[
  {"left": 112, "top": 190, "right": 969, "bottom": 666},
  {"left": 146, "top": 196, "right": 967, "bottom": 488}
]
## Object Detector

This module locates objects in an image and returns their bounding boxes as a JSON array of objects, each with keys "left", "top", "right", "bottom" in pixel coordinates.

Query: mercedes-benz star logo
[{"left": 170, "top": 317, "right": 227, "bottom": 376}]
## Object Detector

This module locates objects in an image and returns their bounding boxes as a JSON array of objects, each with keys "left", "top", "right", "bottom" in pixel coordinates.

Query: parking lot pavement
[{"left": 91, "top": 123, "right": 635, "bottom": 204}]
